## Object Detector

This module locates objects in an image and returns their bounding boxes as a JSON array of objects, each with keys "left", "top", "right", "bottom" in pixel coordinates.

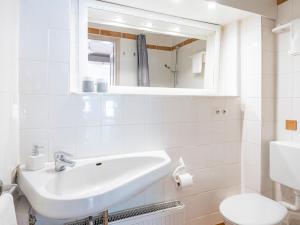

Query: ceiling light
[
  {"left": 114, "top": 17, "right": 124, "bottom": 23},
  {"left": 145, "top": 22, "right": 153, "bottom": 28},
  {"left": 207, "top": 1, "right": 217, "bottom": 9},
  {"left": 173, "top": 27, "right": 181, "bottom": 32}
]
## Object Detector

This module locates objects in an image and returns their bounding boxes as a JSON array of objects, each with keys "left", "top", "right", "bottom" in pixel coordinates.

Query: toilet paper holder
[
  {"left": 0, "top": 180, "right": 17, "bottom": 196},
  {"left": 172, "top": 157, "right": 186, "bottom": 184}
]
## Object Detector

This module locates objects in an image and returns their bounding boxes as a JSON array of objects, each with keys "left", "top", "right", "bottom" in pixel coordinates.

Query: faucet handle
[
  {"left": 32, "top": 145, "right": 44, "bottom": 156},
  {"left": 53, "top": 151, "right": 73, "bottom": 159}
]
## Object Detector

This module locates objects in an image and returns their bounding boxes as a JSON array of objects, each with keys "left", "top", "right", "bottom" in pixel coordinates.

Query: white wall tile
[
  {"left": 246, "top": 76, "right": 261, "bottom": 98},
  {"left": 19, "top": 60, "right": 48, "bottom": 94},
  {"left": 74, "top": 95, "right": 101, "bottom": 126},
  {"left": 101, "top": 95, "right": 145, "bottom": 125},
  {"left": 19, "top": 29, "right": 49, "bottom": 61},
  {"left": 211, "top": 121, "right": 226, "bottom": 144},
  {"left": 226, "top": 98, "right": 242, "bottom": 120},
  {"left": 196, "top": 121, "right": 212, "bottom": 145},
  {"left": 277, "top": 74, "right": 294, "bottom": 98},
  {"left": 277, "top": 52, "right": 294, "bottom": 75},
  {"left": 183, "top": 191, "right": 216, "bottom": 219},
  {"left": 276, "top": 32, "right": 290, "bottom": 52},
  {"left": 101, "top": 95, "right": 122, "bottom": 125},
  {"left": 262, "top": 75, "right": 275, "bottom": 98},
  {"left": 276, "top": 119, "right": 293, "bottom": 141},
  {"left": 48, "top": 62, "right": 70, "bottom": 95},
  {"left": 245, "top": 164, "right": 261, "bottom": 192},
  {"left": 225, "top": 120, "right": 241, "bottom": 142},
  {"left": 144, "top": 96, "right": 164, "bottom": 124},
  {"left": 49, "top": 96, "right": 78, "bottom": 128},
  {"left": 262, "top": 27, "right": 275, "bottom": 52},
  {"left": 293, "top": 56, "right": 300, "bottom": 72},
  {"left": 262, "top": 51, "right": 275, "bottom": 75},
  {"left": 48, "top": 0, "right": 70, "bottom": 30},
  {"left": 76, "top": 127, "right": 101, "bottom": 158},
  {"left": 246, "top": 121, "right": 261, "bottom": 144},
  {"left": 163, "top": 97, "right": 196, "bottom": 123},
  {"left": 144, "top": 124, "right": 164, "bottom": 151},
  {"left": 183, "top": 145, "right": 213, "bottom": 170},
  {"left": 48, "top": 29, "right": 70, "bottom": 63},
  {"left": 49, "top": 95, "right": 101, "bottom": 127},
  {"left": 195, "top": 98, "right": 212, "bottom": 121},
  {"left": 245, "top": 98, "right": 261, "bottom": 121},
  {"left": 49, "top": 128, "right": 77, "bottom": 159},
  {"left": 292, "top": 98, "right": 300, "bottom": 123},
  {"left": 20, "top": 95, "right": 49, "bottom": 129},
  {"left": 20, "top": 129, "right": 49, "bottom": 163},
  {"left": 262, "top": 98, "right": 275, "bottom": 122},
  {"left": 212, "top": 142, "right": 240, "bottom": 165},
  {"left": 276, "top": 98, "right": 293, "bottom": 120},
  {"left": 163, "top": 123, "right": 182, "bottom": 148},
  {"left": 0, "top": 94, "right": 11, "bottom": 134},
  {"left": 101, "top": 125, "right": 145, "bottom": 155}
]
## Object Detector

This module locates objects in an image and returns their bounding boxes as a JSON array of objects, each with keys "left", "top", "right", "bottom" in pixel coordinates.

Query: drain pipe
[
  {"left": 103, "top": 210, "right": 109, "bottom": 225},
  {"left": 278, "top": 187, "right": 300, "bottom": 211}
]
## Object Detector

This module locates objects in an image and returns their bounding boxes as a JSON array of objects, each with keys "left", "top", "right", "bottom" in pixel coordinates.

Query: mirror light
[
  {"left": 114, "top": 17, "right": 124, "bottom": 23},
  {"left": 207, "top": 1, "right": 217, "bottom": 9},
  {"left": 173, "top": 27, "right": 181, "bottom": 32},
  {"left": 145, "top": 22, "right": 153, "bottom": 28}
]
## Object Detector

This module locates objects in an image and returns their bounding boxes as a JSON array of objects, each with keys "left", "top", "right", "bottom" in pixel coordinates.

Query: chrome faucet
[{"left": 54, "top": 151, "right": 75, "bottom": 172}]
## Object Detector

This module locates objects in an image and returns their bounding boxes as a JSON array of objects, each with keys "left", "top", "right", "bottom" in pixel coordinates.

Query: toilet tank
[{"left": 270, "top": 141, "right": 300, "bottom": 191}]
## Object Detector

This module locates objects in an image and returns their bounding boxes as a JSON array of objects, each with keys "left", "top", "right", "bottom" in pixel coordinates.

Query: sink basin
[{"left": 18, "top": 151, "right": 171, "bottom": 219}]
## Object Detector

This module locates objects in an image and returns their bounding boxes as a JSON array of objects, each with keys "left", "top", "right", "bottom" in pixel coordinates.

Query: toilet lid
[{"left": 219, "top": 193, "right": 287, "bottom": 225}]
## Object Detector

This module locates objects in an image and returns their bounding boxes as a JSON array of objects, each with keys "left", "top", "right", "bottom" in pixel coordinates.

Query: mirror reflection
[{"left": 85, "top": 7, "right": 219, "bottom": 91}]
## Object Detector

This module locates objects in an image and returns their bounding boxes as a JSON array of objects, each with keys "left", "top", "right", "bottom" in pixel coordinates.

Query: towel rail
[{"left": 0, "top": 180, "right": 18, "bottom": 196}]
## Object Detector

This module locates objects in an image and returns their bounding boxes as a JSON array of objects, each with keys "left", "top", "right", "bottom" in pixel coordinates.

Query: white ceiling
[
  {"left": 100, "top": 0, "right": 253, "bottom": 25},
  {"left": 88, "top": 7, "right": 214, "bottom": 40}
]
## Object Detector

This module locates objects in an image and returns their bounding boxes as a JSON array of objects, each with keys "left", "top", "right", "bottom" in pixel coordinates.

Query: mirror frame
[{"left": 70, "top": 0, "right": 222, "bottom": 96}]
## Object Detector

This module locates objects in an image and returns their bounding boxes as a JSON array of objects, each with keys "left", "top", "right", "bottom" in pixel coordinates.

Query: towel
[
  {"left": 0, "top": 193, "right": 18, "bottom": 225},
  {"left": 289, "top": 18, "right": 300, "bottom": 55},
  {"left": 192, "top": 51, "right": 206, "bottom": 74}
]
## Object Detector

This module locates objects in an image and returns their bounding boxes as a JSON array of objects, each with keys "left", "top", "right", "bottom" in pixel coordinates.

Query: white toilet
[
  {"left": 219, "top": 141, "right": 300, "bottom": 225},
  {"left": 220, "top": 193, "right": 287, "bottom": 225}
]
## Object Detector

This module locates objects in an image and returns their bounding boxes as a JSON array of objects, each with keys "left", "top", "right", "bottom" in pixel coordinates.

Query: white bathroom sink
[{"left": 18, "top": 151, "right": 171, "bottom": 219}]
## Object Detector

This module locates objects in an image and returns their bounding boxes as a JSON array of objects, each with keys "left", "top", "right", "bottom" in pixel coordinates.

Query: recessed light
[
  {"left": 173, "top": 27, "right": 181, "bottom": 32},
  {"left": 145, "top": 22, "right": 153, "bottom": 28},
  {"left": 114, "top": 17, "right": 124, "bottom": 23},
  {"left": 207, "top": 1, "right": 217, "bottom": 9}
]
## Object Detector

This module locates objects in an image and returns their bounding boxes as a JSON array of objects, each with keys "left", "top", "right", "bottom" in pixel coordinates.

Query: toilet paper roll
[{"left": 176, "top": 173, "right": 193, "bottom": 189}]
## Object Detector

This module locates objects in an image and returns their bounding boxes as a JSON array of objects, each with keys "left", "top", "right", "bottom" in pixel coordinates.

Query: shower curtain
[{"left": 137, "top": 34, "right": 150, "bottom": 87}]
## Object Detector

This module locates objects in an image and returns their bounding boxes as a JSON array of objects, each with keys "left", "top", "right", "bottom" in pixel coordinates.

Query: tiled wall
[
  {"left": 19, "top": 0, "right": 242, "bottom": 225},
  {"left": 276, "top": 0, "right": 300, "bottom": 142},
  {"left": 276, "top": 0, "right": 300, "bottom": 222},
  {"left": 240, "top": 16, "right": 263, "bottom": 194},
  {"left": 0, "top": 0, "right": 19, "bottom": 184},
  {"left": 239, "top": 15, "right": 275, "bottom": 197}
]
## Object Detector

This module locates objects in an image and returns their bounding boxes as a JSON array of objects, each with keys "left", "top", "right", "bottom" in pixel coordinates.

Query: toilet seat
[{"left": 219, "top": 193, "right": 287, "bottom": 225}]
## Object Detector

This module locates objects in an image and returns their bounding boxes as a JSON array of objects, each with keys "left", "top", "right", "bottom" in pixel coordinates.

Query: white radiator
[
  {"left": 65, "top": 201, "right": 185, "bottom": 225},
  {"left": 111, "top": 203, "right": 185, "bottom": 225}
]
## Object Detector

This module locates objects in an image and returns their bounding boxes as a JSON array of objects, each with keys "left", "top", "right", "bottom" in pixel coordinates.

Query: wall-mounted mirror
[{"left": 71, "top": 1, "right": 221, "bottom": 94}]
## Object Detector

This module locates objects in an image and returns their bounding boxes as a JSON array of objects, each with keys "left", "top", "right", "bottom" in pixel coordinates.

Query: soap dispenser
[{"left": 26, "top": 145, "right": 46, "bottom": 171}]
